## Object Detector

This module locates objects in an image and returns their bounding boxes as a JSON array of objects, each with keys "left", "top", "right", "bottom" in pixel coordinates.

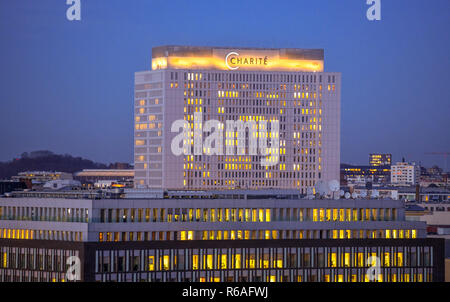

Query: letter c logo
[{"left": 225, "top": 52, "right": 240, "bottom": 70}]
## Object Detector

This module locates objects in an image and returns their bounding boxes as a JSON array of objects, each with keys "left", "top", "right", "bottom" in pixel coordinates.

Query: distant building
[
  {"left": 340, "top": 164, "right": 390, "bottom": 185},
  {"left": 427, "top": 166, "right": 443, "bottom": 176},
  {"left": 42, "top": 179, "right": 82, "bottom": 191},
  {"left": 74, "top": 169, "right": 134, "bottom": 188},
  {"left": 0, "top": 181, "right": 26, "bottom": 195},
  {"left": 11, "top": 171, "right": 73, "bottom": 189},
  {"left": 391, "top": 162, "right": 420, "bottom": 186},
  {"left": 399, "top": 186, "right": 450, "bottom": 203},
  {"left": 351, "top": 185, "right": 450, "bottom": 203},
  {"left": 369, "top": 154, "right": 392, "bottom": 167},
  {"left": 108, "top": 162, "right": 133, "bottom": 170},
  {"left": 419, "top": 165, "right": 449, "bottom": 187}
]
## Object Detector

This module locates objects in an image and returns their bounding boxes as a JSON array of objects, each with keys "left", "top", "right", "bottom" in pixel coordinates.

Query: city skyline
[
  {"left": 0, "top": 1, "right": 449, "bottom": 285},
  {"left": 0, "top": 0, "right": 449, "bottom": 168}
]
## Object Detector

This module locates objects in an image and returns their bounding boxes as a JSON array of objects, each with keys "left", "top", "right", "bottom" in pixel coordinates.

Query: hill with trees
[{"left": 0, "top": 151, "right": 108, "bottom": 180}]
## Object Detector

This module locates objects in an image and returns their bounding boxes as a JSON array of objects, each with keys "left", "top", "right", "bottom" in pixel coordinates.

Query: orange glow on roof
[{"left": 152, "top": 55, "right": 323, "bottom": 72}]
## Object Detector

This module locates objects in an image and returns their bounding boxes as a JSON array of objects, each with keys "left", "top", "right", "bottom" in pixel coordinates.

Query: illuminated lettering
[{"left": 225, "top": 52, "right": 269, "bottom": 70}]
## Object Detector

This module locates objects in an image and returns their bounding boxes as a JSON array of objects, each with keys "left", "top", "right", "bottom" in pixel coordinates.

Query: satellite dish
[
  {"left": 344, "top": 192, "right": 351, "bottom": 199},
  {"left": 391, "top": 191, "right": 398, "bottom": 200},
  {"left": 351, "top": 192, "right": 358, "bottom": 199},
  {"left": 315, "top": 180, "right": 328, "bottom": 196},
  {"left": 370, "top": 189, "right": 379, "bottom": 198},
  {"left": 360, "top": 190, "right": 367, "bottom": 198},
  {"left": 320, "top": 181, "right": 329, "bottom": 196},
  {"left": 373, "top": 190, "right": 379, "bottom": 198},
  {"left": 329, "top": 180, "right": 340, "bottom": 192},
  {"left": 314, "top": 181, "right": 329, "bottom": 198},
  {"left": 339, "top": 190, "right": 345, "bottom": 197}
]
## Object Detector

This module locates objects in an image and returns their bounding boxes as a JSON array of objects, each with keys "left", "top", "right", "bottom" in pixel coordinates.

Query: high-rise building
[
  {"left": 134, "top": 46, "right": 340, "bottom": 192},
  {"left": 369, "top": 154, "right": 392, "bottom": 167}
]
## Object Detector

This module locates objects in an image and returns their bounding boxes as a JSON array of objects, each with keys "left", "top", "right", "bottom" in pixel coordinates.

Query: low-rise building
[
  {"left": 341, "top": 165, "right": 391, "bottom": 186},
  {"left": 0, "top": 181, "right": 27, "bottom": 195},
  {"left": 11, "top": 171, "right": 73, "bottom": 189},
  {"left": 0, "top": 189, "right": 444, "bottom": 282},
  {"left": 74, "top": 169, "right": 134, "bottom": 188}
]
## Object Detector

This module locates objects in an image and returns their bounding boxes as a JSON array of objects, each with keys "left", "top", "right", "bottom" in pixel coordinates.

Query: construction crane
[{"left": 424, "top": 152, "right": 450, "bottom": 172}]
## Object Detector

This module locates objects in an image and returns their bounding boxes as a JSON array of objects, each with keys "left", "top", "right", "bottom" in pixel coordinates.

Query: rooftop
[
  {"left": 74, "top": 169, "right": 134, "bottom": 177},
  {"left": 150, "top": 45, "right": 325, "bottom": 72}
]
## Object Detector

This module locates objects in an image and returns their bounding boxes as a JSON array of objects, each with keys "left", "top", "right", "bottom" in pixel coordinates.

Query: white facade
[
  {"left": 0, "top": 191, "right": 426, "bottom": 243},
  {"left": 134, "top": 46, "right": 341, "bottom": 192},
  {"left": 391, "top": 162, "right": 420, "bottom": 185}
]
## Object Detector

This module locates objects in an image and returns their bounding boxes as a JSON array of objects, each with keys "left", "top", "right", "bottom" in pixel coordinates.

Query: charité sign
[
  {"left": 225, "top": 51, "right": 269, "bottom": 70},
  {"left": 152, "top": 48, "right": 323, "bottom": 72}
]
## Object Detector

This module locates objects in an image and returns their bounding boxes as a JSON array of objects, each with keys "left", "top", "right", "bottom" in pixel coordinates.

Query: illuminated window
[
  {"left": 339, "top": 209, "right": 345, "bottom": 221},
  {"left": 326, "top": 209, "right": 331, "bottom": 221},
  {"left": 313, "top": 209, "right": 318, "bottom": 222},
  {"left": 349, "top": 209, "right": 356, "bottom": 222},
  {"left": 329, "top": 253, "right": 337, "bottom": 267},
  {"left": 344, "top": 253, "right": 350, "bottom": 267},
  {"left": 384, "top": 253, "right": 390, "bottom": 267},
  {"left": 265, "top": 209, "right": 271, "bottom": 222},
  {"left": 207, "top": 255, "right": 213, "bottom": 270},
  {"left": 357, "top": 253, "right": 364, "bottom": 267},
  {"left": 234, "top": 254, "right": 241, "bottom": 269},
  {"left": 332, "top": 209, "right": 338, "bottom": 221},
  {"left": 148, "top": 256, "right": 155, "bottom": 271},
  {"left": 397, "top": 253, "right": 403, "bottom": 267},
  {"left": 192, "top": 255, "right": 199, "bottom": 270},
  {"left": 221, "top": 254, "right": 227, "bottom": 269},
  {"left": 392, "top": 229, "right": 398, "bottom": 239}
]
